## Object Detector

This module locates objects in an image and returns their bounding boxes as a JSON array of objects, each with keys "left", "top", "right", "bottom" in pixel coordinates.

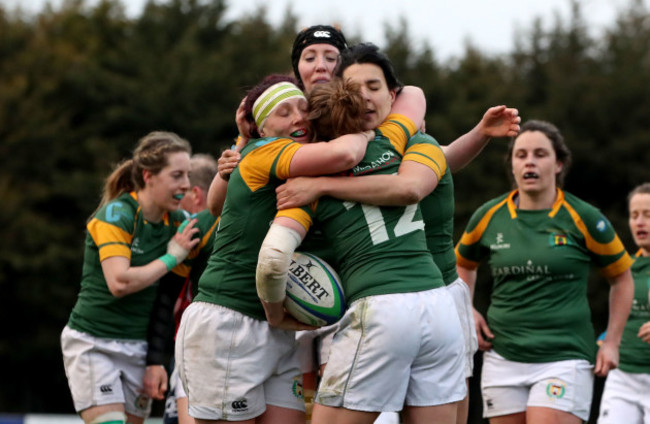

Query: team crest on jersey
[
  {"left": 596, "top": 219, "right": 608, "bottom": 232},
  {"left": 545, "top": 379, "right": 566, "bottom": 399},
  {"left": 549, "top": 233, "right": 569, "bottom": 247},
  {"left": 292, "top": 377, "right": 304, "bottom": 400}
]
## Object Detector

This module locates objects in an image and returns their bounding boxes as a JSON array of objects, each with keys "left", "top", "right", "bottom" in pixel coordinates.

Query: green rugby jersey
[
  {"left": 619, "top": 252, "right": 650, "bottom": 373},
  {"left": 404, "top": 132, "right": 457, "bottom": 285},
  {"left": 68, "top": 192, "right": 189, "bottom": 340},
  {"left": 456, "top": 189, "right": 633, "bottom": 363},
  {"left": 194, "top": 137, "right": 302, "bottom": 319},
  {"left": 280, "top": 115, "right": 446, "bottom": 304}
]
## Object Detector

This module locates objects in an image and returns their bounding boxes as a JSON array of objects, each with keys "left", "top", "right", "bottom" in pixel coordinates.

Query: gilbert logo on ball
[{"left": 285, "top": 252, "right": 345, "bottom": 326}]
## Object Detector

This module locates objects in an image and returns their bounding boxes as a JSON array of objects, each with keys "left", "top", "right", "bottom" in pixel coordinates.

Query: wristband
[{"left": 159, "top": 253, "right": 177, "bottom": 271}]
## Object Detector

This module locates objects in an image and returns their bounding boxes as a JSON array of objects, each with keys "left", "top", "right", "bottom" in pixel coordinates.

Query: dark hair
[
  {"left": 291, "top": 25, "right": 348, "bottom": 88},
  {"left": 242, "top": 74, "right": 302, "bottom": 139},
  {"left": 628, "top": 182, "right": 650, "bottom": 207},
  {"left": 335, "top": 42, "right": 403, "bottom": 92},
  {"left": 308, "top": 78, "right": 366, "bottom": 140},
  {"left": 506, "top": 120, "right": 572, "bottom": 188}
]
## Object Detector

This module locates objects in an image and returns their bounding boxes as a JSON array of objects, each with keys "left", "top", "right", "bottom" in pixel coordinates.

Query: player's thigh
[
  {"left": 62, "top": 326, "right": 150, "bottom": 417},
  {"left": 311, "top": 403, "right": 379, "bottom": 424},
  {"left": 317, "top": 293, "right": 423, "bottom": 412},
  {"left": 177, "top": 301, "right": 298, "bottom": 421},
  {"left": 406, "top": 288, "right": 466, "bottom": 407},
  {"left": 526, "top": 406, "right": 582, "bottom": 424},
  {"left": 527, "top": 359, "right": 593, "bottom": 422},
  {"left": 598, "top": 368, "right": 647, "bottom": 424},
  {"left": 480, "top": 351, "right": 531, "bottom": 419}
]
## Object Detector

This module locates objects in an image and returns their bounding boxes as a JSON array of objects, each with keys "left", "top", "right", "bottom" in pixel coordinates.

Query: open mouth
[
  {"left": 291, "top": 129, "right": 307, "bottom": 138},
  {"left": 173, "top": 194, "right": 184, "bottom": 200},
  {"left": 312, "top": 78, "right": 329, "bottom": 84},
  {"left": 636, "top": 230, "right": 649, "bottom": 238},
  {"left": 523, "top": 172, "right": 539, "bottom": 180}
]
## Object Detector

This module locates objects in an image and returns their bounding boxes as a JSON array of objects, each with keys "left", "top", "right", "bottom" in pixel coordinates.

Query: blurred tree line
[{"left": 0, "top": 0, "right": 648, "bottom": 422}]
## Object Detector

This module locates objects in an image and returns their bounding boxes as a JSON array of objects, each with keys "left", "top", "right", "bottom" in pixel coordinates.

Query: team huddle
[{"left": 60, "top": 24, "right": 650, "bottom": 424}]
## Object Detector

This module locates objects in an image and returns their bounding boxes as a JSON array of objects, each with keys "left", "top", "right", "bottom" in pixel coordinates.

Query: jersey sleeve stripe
[
  {"left": 599, "top": 255, "right": 635, "bottom": 278},
  {"left": 403, "top": 144, "right": 447, "bottom": 180},
  {"left": 458, "top": 197, "right": 510, "bottom": 245},
  {"left": 276, "top": 207, "right": 313, "bottom": 232},
  {"left": 88, "top": 218, "right": 134, "bottom": 261},
  {"left": 562, "top": 200, "right": 628, "bottom": 255},
  {"left": 455, "top": 249, "right": 479, "bottom": 269}
]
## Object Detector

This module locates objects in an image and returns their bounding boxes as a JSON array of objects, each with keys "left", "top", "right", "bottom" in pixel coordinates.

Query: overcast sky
[{"left": 3, "top": 0, "right": 646, "bottom": 60}]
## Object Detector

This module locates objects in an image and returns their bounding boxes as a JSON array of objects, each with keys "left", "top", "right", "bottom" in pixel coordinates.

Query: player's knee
[{"left": 88, "top": 411, "right": 127, "bottom": 424}]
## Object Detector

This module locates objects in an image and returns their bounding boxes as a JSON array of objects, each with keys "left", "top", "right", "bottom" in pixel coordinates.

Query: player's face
[
  {"left": 511, "top": 131, "right": 563, "bottom": 195},
  {"left": 342, "top": 63, "right": 396, "bottom": 131},
  {"left": 298, "top": 44, "right": 340, "bottom": 94},
  {"left": 260, "top": 97, "right": 311, "bottom": 143},
  {"left": 145, "top": 151, "right": 191, "bottom": 213},
  {"left": 629, "top": 192, "right": 650, "bottom": 254}
]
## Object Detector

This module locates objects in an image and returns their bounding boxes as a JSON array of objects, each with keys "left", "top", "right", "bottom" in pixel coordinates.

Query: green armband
[{"left": 159, "top": 253, "right": 177, "bottom": 271}]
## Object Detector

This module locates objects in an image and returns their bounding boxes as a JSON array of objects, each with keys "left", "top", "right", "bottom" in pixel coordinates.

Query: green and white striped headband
[{"left": 252, "top": 82, "right": 306, "bottom": 130}]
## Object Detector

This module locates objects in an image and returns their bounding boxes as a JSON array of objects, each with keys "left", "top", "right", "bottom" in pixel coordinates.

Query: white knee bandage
[
  {"left": 88, "top": 411, "right": 126, "bottom": 424},
  {"left": 256, "top": 223, "right": 302, "bottom": 303}
]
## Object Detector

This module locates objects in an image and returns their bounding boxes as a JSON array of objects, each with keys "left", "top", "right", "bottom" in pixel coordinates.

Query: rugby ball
[{"left": 285, "top": 252, "right": 345, "bottom": 326}]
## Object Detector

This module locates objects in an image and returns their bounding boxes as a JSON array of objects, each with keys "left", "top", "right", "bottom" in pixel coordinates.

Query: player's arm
[
  {"left": 277, "top": 160, "right": 437, "bottom": 209},
  {"left": 256, "top": 216, "right": 316, "bottom": 331},
  {"left": 457, "top": 263, "right": 494, "bottom": 351},
  {"left": 595, "top": 268, "right": 634, "bottom": 376},
  {"left": 392, "top": 85, "right": 426, "bottom": 130},
  {"left": 102, "top": 220, "right": 199, "bottom": 298},
  {"left": 288, "top": 130, "right": 374, "bottom": 177},
  {"left": 442, "top": 105, "right": 520, "bottom": 173}
]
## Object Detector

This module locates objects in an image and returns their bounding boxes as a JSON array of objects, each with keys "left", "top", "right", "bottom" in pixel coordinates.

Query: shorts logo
[
  {"left": 232, "top": 399, "right": 248, "bottom": 411},
  {"left": 313, "top": 30, "right": 331, "bottom": 38},
  {"left": 292, "top": 377, "right": 304, "bottom": 400},
  {"left": 546, "top": 380, "right": 566, "bottom": 399},
  {"left": 134, "top": 394, "right": 150, "bottom": 411},
  {"left": 485, "top": 398, "right": 494, "bottom": 410},
  {"left": 99, "top": 384, "right": 113, "bottom": 394}
]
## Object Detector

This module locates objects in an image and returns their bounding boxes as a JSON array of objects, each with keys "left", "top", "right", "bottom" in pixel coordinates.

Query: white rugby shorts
[
  {"left": 60, "top": 325, "right": 152, "bottom": 417},
  {"left": 598, "top": 368, "right": 650, "bottom": 424},
  {"left": 175, "top": 302, "right": 305, "bottom": 421},
  {"left": 316, "top": 288, "right": 466, "bottom": 411},
  {"left": 447, "top": 278, "right": 479, "bottom": 378},
  {"left": 481, "top": 349, "right": 594, "bottom": 421}
]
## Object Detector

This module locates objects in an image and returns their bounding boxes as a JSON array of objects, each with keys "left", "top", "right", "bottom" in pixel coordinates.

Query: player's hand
[
  {"left": 143, "top": 365, "right": 167, "bottom": 400},
  {"left": 261, "top": 299, "right": 317, "bottom": 331},
  {"left": 478, "top": 105, "right": 521, "bottom": 139},
  {"left": 276, "top": 177, "right": 320, "bottom": 210},
  {"left": 473, "top": 308, "right": 494, "bottom": 351},
  {"left": 217, "top": 149, "right": 241, "bottom": 181},
  {"left": 638, "top": 321, "right": 650, "bottom": 344},
  {"left": 594, "top": 339, "right": 619, "bottom": 377},
  {"left": 174, "top": 218, "right": 200, "bottom": 251},
  {"left": 235, "top": 96, "right": 251, "bottom": 144}
]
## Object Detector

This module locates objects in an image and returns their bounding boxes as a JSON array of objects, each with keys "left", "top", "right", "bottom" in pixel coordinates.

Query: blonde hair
[
  {"left": 308, "top": 78, "right": 366, "bottom": 140},
  {"left": 100, "top": 131, "right": 191, "bottom": 207},
  {"left": 189, "top": 154, "right": 218, "bottom": 192}
]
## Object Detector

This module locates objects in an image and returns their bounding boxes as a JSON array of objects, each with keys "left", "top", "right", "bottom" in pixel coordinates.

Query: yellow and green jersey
[
  {"left": 404, "top": 132, "right": 456, "bottom": 285},
  {"left": 456, "top": 189, "right": 633, "bottom": 363},
  {"left": 280, "top": 115, "right": 446, "bottom": 304},
  {"left": 619, "top": 252, "right": 650, "bottom": 373},
  {"left": 67, "top": 192, "right": 190, "bottom": 340},
  {"left": 194, "top": 136, "right": 302, "bottom": 319}
]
